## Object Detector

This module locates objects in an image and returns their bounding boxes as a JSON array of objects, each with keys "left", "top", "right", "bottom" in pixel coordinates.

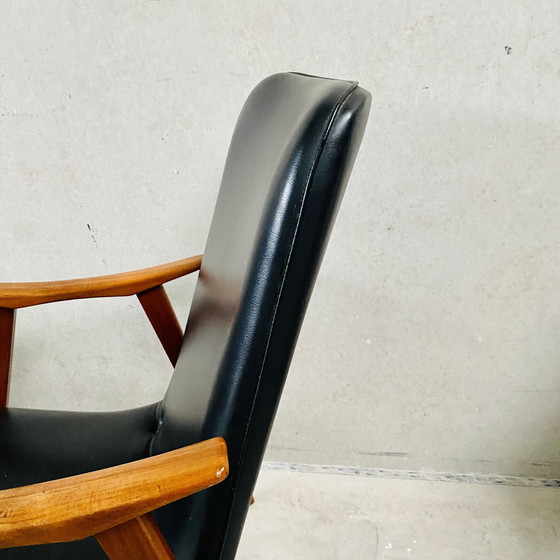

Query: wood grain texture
[
  {"left": 0, "top": 437, "right": 228, "bottom": 548},
  {"left": 0, "top": 308, "right": 15, "bottom": 408},
  {"left": 96, "top": 513, "right": 175, "bottom": 560},
  {"left": 138, "top": 285, "right": 183, "bottom": 366},
  {"left": 0, "top": 255, "right": 202, "bottom": 309}
]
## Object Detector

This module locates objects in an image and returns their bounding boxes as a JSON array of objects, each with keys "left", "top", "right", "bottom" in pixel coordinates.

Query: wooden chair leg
[
  {"left": 137, "top": 285, "right": 183, "bottom": 367},
  {"left": 96, "top": 513, "right": 174, "bottom": 560},
  {"left": 0, "top": 308, "right": 16, "bottom": 408}
]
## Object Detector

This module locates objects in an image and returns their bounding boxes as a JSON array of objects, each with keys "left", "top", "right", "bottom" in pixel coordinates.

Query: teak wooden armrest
[
  {"left": 0, "top": 437, "right": 228, "bottom": 551},
  {"left": 0, "top": 255, "right": 203, "bottom": 407},
  {"left": 0, "top": 255, "right": 202, "bottom": 309}
]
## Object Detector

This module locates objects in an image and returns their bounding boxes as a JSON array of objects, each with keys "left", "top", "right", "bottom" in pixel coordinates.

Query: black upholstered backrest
[{"left": 152, "top": 73, "right": 371, "bottom": 560}]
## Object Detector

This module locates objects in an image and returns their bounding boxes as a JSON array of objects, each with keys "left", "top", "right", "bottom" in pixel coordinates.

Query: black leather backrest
[{"left": 152, "top": 73, "right": 371, "bottom": 559}]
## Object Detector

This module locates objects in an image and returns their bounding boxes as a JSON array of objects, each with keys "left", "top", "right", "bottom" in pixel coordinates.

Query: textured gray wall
[{"left": 2, "top": 1, "right": 559, "bottom": 478}]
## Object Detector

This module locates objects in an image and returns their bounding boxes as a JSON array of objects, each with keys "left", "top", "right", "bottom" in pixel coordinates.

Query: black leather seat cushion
[
  {"left": 0, "top": 537, "right": 105, "bottom": 559},
  {"left": 0, "top": 404, "right": 159, "bottom": 559}
]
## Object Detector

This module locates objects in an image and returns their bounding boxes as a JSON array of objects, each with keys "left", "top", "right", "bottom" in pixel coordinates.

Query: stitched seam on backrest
[
  {"left": 147, "top": 400, "right": 164, "bottom": 457},
  {"left": 218, "top": 81, "right": 359, "bottom": 558}
]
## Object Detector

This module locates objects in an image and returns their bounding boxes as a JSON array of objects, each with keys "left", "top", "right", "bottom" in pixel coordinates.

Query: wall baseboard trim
[{"left": 262, "top": 462, "right": 560, "bottom": 488}]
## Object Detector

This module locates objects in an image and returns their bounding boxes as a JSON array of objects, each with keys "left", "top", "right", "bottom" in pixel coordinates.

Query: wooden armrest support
[
  {"left": 0, "top": 255, "right": 202, "bottom": 309},
  {"left": 0, "top": 437, "right": 228, "bottom": 548},
  {"left": 0, "top": 255, "right": 202, "bottom": 407}
]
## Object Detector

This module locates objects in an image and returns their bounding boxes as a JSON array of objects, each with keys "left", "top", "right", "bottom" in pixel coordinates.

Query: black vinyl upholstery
[{"left": 0, "top": 73, "right": 370, "bottom": 559}]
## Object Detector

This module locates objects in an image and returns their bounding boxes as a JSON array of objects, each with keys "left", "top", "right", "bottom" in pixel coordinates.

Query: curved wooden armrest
[
  {"left": 0, "top": 437, "right": 228, "bottom": 548},
  {"left": 0, "top": 255, "right": 202, "bottom": 309},
  {"left": 0, "top": 255, "right": 202, "bottom": 407}
]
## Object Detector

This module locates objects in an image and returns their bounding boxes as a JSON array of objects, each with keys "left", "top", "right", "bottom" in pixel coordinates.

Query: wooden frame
[
  {"left": 0, "top": 256, "right": 202, "bottom": 309},
  {"left": 0, "top": 255, "right": 230, "bottom": 558},
  {"left": 0, "top": 437, "right": 228, "bottom": 558},
  {"left": 0, "top": 308, "right": 15, "bottom": 407},
  {"left": 0, "top": 256, "right": 202, "bottom": 407}
]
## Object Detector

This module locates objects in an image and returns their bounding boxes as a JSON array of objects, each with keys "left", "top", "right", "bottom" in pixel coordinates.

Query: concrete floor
[{"left": 238, "top": 469, "right": 560, "bottom": 559}]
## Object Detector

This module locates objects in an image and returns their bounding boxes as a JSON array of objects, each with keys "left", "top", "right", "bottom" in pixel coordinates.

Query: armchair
[{"left": 0, "top": 72, "right": 371, "bottom": 559}]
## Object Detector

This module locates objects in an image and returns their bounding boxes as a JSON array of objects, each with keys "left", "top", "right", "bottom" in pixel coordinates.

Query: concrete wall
[{"left": 2, "top": 1, "right": 559, "bottom": 478}]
